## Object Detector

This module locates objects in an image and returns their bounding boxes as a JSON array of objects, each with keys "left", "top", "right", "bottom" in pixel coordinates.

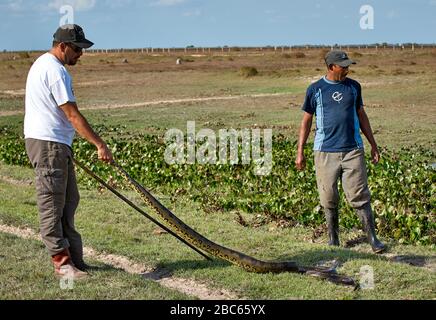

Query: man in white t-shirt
[{"left": 24, "top": 24, "right": 113, "bottom": 279}]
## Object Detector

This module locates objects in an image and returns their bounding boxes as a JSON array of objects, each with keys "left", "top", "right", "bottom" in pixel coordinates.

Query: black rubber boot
[
  {"left": 73, "top": 261, "right": 91, "bottom": 271},
  {"left": 356, "top": 203, "right": 386, "bottom": 253},
  {"left": 325, "top": 208, "right": 340, "bottom": 246}
]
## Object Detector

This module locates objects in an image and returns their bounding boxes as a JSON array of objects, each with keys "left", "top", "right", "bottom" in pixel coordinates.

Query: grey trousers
[
  {"left": 25, "top": 138, "right": 83, "bottom": 263},
  {"left": 314, "top": 149, "right": 371, "bottom": 210}
]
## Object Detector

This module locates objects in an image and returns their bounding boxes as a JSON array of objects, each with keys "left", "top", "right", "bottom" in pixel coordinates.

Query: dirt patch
[
  {"left": 0, "top": 175, "right": 33, "bottom": 186},
  {"left": 0, "top": 81, "right": 119, "bottom": 96},
  {"left": 141, "top": 267, "right": 239, "bottom": 299},
  {"left": 83, "top": 247, "right": 152, "bottom": 274},
  {"left": 385, "top": 254, "right": 436, "bottom": 272},
  {"left": 158, "top": 277, "right": 239, "bottom": 300},
  {"left": 0, "top": 92, "right": 292, "bottom": 117},
  {"left": 76, "top": 80, "right": 121, "bottom": 88},
  {"left": 0, "top": 223, "right": 243, "bottom": 300},
  {"left": 0, "top": 110, "right": 24, "bottom": 117},
  {"left": 79, "top": 92, "right": 291, "bottom": 111},
  {"left": 0, "top": 89, "right": 25, "bottom": 97},
  {"left": 0, "top": 224, "right": 38, "bottom": 240}
]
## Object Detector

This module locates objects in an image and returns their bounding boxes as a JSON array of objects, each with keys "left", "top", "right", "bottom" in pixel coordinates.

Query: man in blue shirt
[{"left": 296, "top": 50, "right": 385, "bottom": 253}]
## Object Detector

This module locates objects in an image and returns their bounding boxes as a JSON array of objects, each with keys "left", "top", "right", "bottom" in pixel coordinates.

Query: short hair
[{"left": 52, "top": 41, "right": 61, "bottom": 48}]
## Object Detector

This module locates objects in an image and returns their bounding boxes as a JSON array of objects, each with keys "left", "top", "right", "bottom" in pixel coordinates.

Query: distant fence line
[
  {"left": 84, "top": 44, "right": 436, "bottom": 54},
  {"left": 5, "top": 44, "right": 436, "bottom": 55}
]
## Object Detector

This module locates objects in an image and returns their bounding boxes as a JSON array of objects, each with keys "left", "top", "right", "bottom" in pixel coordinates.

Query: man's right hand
[
  {"left": 97, "top": 143, "right": 114, "bottom": 164},
  {"left": 295, "top": 153, "right": 306, "bottom": 171},
  {"left": 60, "top": 102, "right": 114, "bottom": 164}
]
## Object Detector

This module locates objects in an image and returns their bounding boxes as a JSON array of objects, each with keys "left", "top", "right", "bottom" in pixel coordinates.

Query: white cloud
[
  {"left": 104, "top": 0, "right": 133, "bottom": 9},
  {"left": 48, "top": 0, "right": 96, "bottom": 11},
  {"left": 387, "top": 10, "right": 399, "bottom": 19},
  {"left": 183, "top": 8, "right": 201, "bottom": 17},
  {"left": 0, "top": 0, "right": 97, "bottom": 12},
  {"left": 1, "top": 0, "right": 26, "bottom": 12},
  {"left": 150, "top": 0, "right": 186, "bottom": 7}
]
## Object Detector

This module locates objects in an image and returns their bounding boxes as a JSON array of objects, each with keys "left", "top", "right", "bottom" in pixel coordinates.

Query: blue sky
[{"left": 1, "top": 0, "right": 435, "bottom": 51}]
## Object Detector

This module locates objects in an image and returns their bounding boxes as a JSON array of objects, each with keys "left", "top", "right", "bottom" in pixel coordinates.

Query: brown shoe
[{"left": 51, "top": 249, "right": 88, "bottom": 279}]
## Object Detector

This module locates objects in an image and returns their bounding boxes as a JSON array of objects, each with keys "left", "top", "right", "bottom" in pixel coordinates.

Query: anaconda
[
  {"left": 75, "top": 159, "right": 358, "bottom": 287},
  {"left": 112, "top": 161, "right": 358, "bottom": 287}
]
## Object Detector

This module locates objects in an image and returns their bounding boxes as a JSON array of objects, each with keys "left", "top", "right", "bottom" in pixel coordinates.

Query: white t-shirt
[{"left": 24, "top": 52, "right": 76, "bottom": 146}]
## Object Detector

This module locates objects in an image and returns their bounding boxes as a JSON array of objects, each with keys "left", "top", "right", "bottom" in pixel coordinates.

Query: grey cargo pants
[
  {"left": 314, "top": 148, "right": 371, "bottom": 210},
  {"left": 25, "top": 138, "right": 83, "bottom": 264}
]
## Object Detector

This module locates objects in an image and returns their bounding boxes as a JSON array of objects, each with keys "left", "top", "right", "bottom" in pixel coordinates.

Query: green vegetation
[{"left": 1, "top": 127, "right": 434, "bottom": 245}]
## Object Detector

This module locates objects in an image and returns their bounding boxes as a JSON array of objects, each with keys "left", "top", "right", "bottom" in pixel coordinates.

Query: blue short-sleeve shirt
[{"left": 302, "top": 76, "right": 364, "bottom": 152}]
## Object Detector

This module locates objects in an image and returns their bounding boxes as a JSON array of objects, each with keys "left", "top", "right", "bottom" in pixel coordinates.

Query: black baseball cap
[
  {"left": 325, "top": 50, "right": 356, "bottom": 67},
  {"left": 53, "top": 24, "right": 94, "bottom": 49}
]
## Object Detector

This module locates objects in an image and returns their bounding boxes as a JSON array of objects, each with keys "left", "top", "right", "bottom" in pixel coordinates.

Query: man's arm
[
  {"left": 357, "top": 106, "right": 380, "bottom": 164},
  {"left": 60, "top": 102, "right": 113, "bottom": 163},
  {"left": 295, "top": 112, "right": 313, "bottom": 170}
]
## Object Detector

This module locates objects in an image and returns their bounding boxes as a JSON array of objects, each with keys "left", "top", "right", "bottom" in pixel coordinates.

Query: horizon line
[{"left": 3, "top": 43, "right": 436, "bottom": 53}]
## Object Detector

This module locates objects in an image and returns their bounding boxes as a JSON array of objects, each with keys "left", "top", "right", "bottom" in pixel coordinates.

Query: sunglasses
[
  {"left": 334, "top": 64, "right": 349, "bottom": 69},
  {"left": 65, "top": 43, "right": 83, "bottom": 53}
]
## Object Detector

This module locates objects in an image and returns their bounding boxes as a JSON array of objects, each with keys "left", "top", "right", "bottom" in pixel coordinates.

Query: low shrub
[{"left": 238, "top": 66, "right": 258, "bottom": 78}]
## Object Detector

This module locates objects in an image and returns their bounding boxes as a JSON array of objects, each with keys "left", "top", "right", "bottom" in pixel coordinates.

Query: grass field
[{"left": 0, "top": 48, "right": 435, "bottom": 300}]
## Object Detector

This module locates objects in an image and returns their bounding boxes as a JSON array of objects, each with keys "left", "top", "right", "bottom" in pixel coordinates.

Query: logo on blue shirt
[{"left": 332, "top": 92, "right": 343, "bottom": 103}]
